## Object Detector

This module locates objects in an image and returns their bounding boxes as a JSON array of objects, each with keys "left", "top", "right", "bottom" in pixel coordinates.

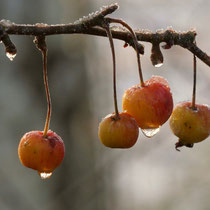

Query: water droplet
[
  {"left": 141, "top": 127, "right": 160, "bottom": 138},
  {"left": 6, "top": 52, "right": 16, "bottom": 61},
  {"left": 38, "top": 171, "right": 52, "bottom": 179},
  {"left": 154, "top": 62, "right": 163, "bottom": 68}
]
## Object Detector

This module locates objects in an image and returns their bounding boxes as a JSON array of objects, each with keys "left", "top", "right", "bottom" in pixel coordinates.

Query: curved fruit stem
[
  {"left": 106, "top": 17, "right": 144, "bottom": 87},
  {"left": 192, "top": 53, "right": 197, "bottom": 110},
  {"left": 42, "top": 47, "right": 51, "bottom": 136},
  {"left": 103, "top": 23, "right": 120, "bottom": 120},
  {"left": 34, "top": 36, "right": 52, "bottom": 137}
]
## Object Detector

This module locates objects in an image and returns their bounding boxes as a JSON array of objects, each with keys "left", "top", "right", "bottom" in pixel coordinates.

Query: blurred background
[{"left": 0, "top": 0, "right": 210, "bottom": 210}]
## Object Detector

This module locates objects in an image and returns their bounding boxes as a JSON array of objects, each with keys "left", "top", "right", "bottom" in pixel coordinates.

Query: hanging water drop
[
  {"left": 141, "top": 127, "right": 160, "bottom": 138},
  {"left": 154, "top": 62, "right": 163, "bottom": 68},
  {"left": 6, "top": 52, "right": 16, "bottom": 61},
  {"left": 38, "top": 171, "right": 52, "bottom": 179},
  {"left": 151, "top": 43, "right": 164, "bottom": 68}
]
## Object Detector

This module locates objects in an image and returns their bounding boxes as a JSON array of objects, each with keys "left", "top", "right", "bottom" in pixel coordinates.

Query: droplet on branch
[
  {"left": 6, "top": 51, "right": 16, "bottom": 61},
  {"left": 150, "top": 43, "right": 163, "bottom": 67},
  {"left": 5, "top": 45, "right": 17, "bottom": 61}
]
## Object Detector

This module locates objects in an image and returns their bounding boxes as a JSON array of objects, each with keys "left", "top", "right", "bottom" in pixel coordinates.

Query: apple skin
[
  {"left": 18, "top": 130, "right": 65, "bottom": 173},
  {"left": 122, "top": 76, "right": 173, "bottom": 129},
  {"left": 170, "top": 101, "right": 210, "bottom": 145},
  {"left": 98, "top": 112, "right": 139, "bottom": 148}
]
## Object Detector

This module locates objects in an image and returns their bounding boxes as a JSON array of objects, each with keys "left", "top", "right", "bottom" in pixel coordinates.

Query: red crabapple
[
  {"left": 18, "top": 130, "right": 65, "bottom": 178},
  {"left": 122, "top": 76, "right": 173, "bottom": 132},
  {"left": 98, "top": 112, "right": 139, "bottom": 148},
  {"left": 19, "top": 37, "right": 65, "bottom": 179},
  {"left": 169, "top": 101, "right": 210, "bottom": 150}
]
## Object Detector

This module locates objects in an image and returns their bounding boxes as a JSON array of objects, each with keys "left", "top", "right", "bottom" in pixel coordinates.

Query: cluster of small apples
[
  {"left": 17, "top": 23, "right": 210, "bottom": 182},
  {"left": 98, "top": 19, "right": 177, "bottom": 149},
  {"left": 98, "top": 75, "right": 174, "bottom": 148},
  {"left": 98, "top": 75, "right": 210, "bottom": 150},
  {"left": 98, "top": 19, "right": 209, "bottom": 151}
]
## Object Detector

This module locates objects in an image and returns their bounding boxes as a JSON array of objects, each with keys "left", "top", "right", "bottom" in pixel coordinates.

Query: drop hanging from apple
[
  {"left": 170, "top": 53, "right": 210, "bottom": 151},
  {"left": 120, "top": 31, "right": 173, "bottom": 137},
  {"left": 123, "top": 76, "right": 173, "bottom": 137},
  {"left": 19, "top": 130, "right": 65, "bottom": 179},
  {"left": 18, "top": 36, "right": 65, "bottom": 179},
  {"left": 98, "top": 21, "right": 139, "bottom": 149}
]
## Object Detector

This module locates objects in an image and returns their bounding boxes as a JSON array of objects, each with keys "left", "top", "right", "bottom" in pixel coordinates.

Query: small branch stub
[
  {"left": 33, "top": 36, "right": 47, "bottom": 52},
  {"left": 0, "top": 25, "right": 17, "bottom": 61}
]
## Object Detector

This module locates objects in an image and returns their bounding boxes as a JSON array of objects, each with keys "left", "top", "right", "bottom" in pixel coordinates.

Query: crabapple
[
  {"left": 18, "top": 130, "right": 65, "bottom": 178},
  {"left": 169, "top": 101, "right": 210, "bottom": 150},
  {"left": 122, "top": 76, "right": 173, "bottom": 130},
  {"left": 98, "top": 112, "right": 139, "bottom": 148}
]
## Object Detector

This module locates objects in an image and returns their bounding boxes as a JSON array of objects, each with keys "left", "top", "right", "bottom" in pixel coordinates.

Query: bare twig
[{"left": 0, "top": 4, "right": 210, "bottom": 67}]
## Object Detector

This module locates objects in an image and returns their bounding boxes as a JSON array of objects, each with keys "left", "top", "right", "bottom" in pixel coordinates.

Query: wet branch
[{"left": 0, "top": 3, "right": 210, "bottom": 67}]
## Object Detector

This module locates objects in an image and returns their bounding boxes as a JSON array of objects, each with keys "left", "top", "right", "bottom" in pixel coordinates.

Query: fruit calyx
[{"left": 175, "top": 140, "right": 194, "bottom": 151}]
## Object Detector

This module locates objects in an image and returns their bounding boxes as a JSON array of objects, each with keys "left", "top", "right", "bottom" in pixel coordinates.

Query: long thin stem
[
  {"left": 42, "top": 47, "right": 51, "bottom": 136},
  {"left": 33, "top": 36, "right": 51, "bottom": 136},
  {"left": 192, "top": 53, "right": 197, "bottom": 110},
  {"left": 106, "top": 17, "right": 144, "bottom": 86},
  {"left": 103, "top": 23, "right": 120, "bottom": 119}
]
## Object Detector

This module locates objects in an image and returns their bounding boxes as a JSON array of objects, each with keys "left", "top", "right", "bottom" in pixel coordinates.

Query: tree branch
[{"left": 0, "top": 3, "right": 210, "bottom": 67}]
